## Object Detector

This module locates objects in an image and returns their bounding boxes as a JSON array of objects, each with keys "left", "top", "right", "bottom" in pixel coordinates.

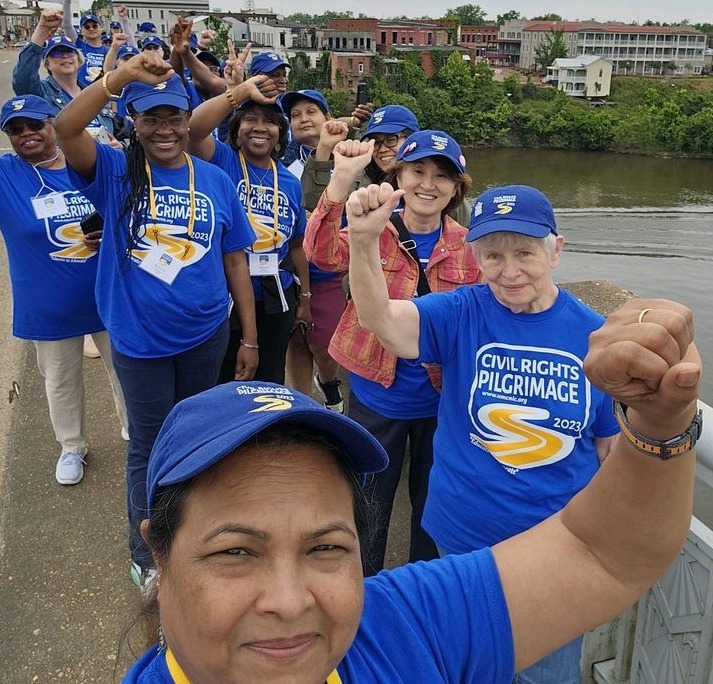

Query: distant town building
[
  {"left": 544, "top": 54, "right": 612, "bottom": 97},
  {"left": 330, "top": 51, "right": 375, "bottom": 91},
  {"left": 458, "top": 22, "right": 498, "bottom": 58},
  {"left": 316, "top": 18, "right": 377, "bottom": 53},
  {"left": 494, "top": 19, "right": 526, "bottom": 66},
  {"left": 519, "top": 21, "right": 582, "bottom": 69},
  {"left": 376, "top": 19, "right": 453, "bottom": 52}
]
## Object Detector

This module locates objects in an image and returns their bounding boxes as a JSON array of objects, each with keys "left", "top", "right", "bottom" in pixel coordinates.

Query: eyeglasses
[
  {"left": 83, "top": 22, "right": 100, "bottom": 29},
  {"left": 47, "top": 48, "right": 77, "bottom": 59},
  {"left": 136, "top": 114, "right": 189, "bottom": 131},
  {"left": 371, "top": 134, "right": 402, "bottom": 151},
  {"left": 4, "top": 119, "right": 47, "bottom": 136}
]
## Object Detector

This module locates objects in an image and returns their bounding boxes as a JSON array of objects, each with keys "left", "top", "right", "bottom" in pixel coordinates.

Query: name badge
[
  {"left": 249, "top": 252, "right": 279, "bottom": 276},
  {"left": 286, "top": 158, "right": 304, "bottom": 180},
  {"left": 138, "top": 247, "right": 183, "bottom": 285},
  {"left": 31, "top": 192, "right": 68, "bottom": 219}
]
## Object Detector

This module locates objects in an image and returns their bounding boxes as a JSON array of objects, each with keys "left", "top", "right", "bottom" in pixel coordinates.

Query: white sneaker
[
  {"left": 55, "top": 452, "right": 86, "bottom": 485},
  {"left": 83, "top": 335, "right": 101, "bottom": 358},
  {"left": 121, "top": 427, "right": 130, "bottom": 441}
]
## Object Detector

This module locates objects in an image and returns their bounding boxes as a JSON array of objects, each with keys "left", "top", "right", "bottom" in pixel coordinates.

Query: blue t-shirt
[
  {"left": 76, "top": 38, "right": 107, "bottom": 86},
  {"left": 415, "top": 285, "right": 620, "bottom": 553},
  {"left": 66, "top": 143, "right": 255, "bottom": 357},
  {"left": 210, "top": 141, "right": 306, "bottom": 300},
  {"left": 121, "top": 547, "right": 514, "bottom": 683},
  {"left": 350, "top": 223, "right": 442, "bottom": 419},
  {"left": 0, "top": 154, "right": 103, "bottom": 340}
]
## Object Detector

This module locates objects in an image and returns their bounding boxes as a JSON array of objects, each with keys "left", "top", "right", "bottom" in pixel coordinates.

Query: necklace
[{"left": 247, "top": 161, "right": 272, "bottom": 196}]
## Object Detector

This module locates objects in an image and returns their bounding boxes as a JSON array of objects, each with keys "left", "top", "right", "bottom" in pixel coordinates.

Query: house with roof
[{"left": 544, "top": 54, "right": 612, "bottom": 98}]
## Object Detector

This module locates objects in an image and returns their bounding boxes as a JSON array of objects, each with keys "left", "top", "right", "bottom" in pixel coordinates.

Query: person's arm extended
[
  {"left": 187, "top": 76, "right": 277, "bottom": 161},
  {"left": 61, "top": 0, "right": 77, "bottom": 41},
  {"left": 13, "top": 10, "right": 62, "bottom": 95},
  {"left": 103, "top": 32, "right": 126, "bottom": 72},
  {"left": 346, "top": 181, "right": 421, "bottom": 359},
  {"left": 116, "top": 5, "right": 137, "bottom": 48},
  {"left": 223, "top": 250, "right": 258, "bottom": 380},
  {"left": 494, "top": 298, "right": 701, "bottom": 671},
  {"left": 595, "top": 434, "right": 616, "bottom": 464},
  {"left": 289, "top": 237, "right": 312, "bottom": 329},
  {"left": 55, "top": 51, "right": 174, "bottom": 178}
]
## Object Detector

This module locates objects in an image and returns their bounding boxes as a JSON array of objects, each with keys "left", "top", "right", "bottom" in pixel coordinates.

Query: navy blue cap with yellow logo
[
  {"left": 146, "top": 382, "right": 389, "bottom": 510},
  {"left": 467, "top": 185, "right": 558, "bottom": 242}
]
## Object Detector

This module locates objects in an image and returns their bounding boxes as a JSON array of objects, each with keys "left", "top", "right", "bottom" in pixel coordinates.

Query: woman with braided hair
[{"left": 54, "top": 51, "right": 259, "bottom": 591}]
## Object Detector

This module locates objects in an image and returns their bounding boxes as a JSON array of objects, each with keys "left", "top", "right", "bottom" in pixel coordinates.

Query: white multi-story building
[
  {"left": 119, "top": 1, "right": 210, "bottom": 39},
  {"left": 544, "top": 55, "right": 612, "bottom": 97}
]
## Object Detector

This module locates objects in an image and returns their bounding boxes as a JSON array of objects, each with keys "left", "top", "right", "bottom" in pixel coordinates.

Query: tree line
[{"left": 288, "top": 50, "right": 713, "bottom": 155}]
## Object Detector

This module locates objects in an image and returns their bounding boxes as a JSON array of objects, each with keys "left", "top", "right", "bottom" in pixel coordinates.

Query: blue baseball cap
[
  {"left": 467, "top": 185, "right": 558, "bottom": 242},
  {"left": 138, "top": 21, "right": 157, "bottom": 33},
  {"left": 1, "top": 95, "right": 56, "bottom": 130},
  {"left": 124, "top": 74, "right": 190, "bottom": 113},
  {"left": 42, "top": 35, "right": 81, "bottom": 59},
  {"left": 280, "top": 89, "right": 330, "bottom": 117},
  {"left": 146, "top": 381, "right": 388, "bottom": 510},
  {"left": 396, "top": 130, "right": 466, "bottom": 174},
  {"left": 80, "top": 14, "right": 100, "bottom": 25},
  {"left": 141, "top": 35, "right": 165, "bottom": 50},
  {"left": 109, "top": 20, "right": 121, "bottom": 29},
  {"left": 101, "top": 32, "right": 111, "bottom": 42},
  {"left": 117, "top": 44, "right": 140, "bottom": 61},
  {"left": 361, "top": 105, "right": 420, "bottom": 139},
  {"left": 250, "top": 51, "right": 290, "bottom": 75}
]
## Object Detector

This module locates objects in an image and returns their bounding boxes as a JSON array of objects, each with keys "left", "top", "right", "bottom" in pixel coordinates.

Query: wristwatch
[{"left": 614, "top": 401, "right": 703, "bottom": 460}]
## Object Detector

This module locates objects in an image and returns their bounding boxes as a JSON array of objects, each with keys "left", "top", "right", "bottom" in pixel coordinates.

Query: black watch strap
[{"left": 614, "top": 401, "right": 703, "bottom": 460}]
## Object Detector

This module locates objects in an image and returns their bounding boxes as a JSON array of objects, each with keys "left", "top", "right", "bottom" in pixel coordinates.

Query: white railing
[{"left": 583, "top": 399, "right": 713, "bottom": 684}]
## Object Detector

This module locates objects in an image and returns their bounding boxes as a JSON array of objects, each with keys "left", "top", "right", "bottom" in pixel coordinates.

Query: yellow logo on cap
[
  {"left": 249, "top": 395, "right": 293, "bottom": 412},
  {"left": 495, "top": 203, "right": 513, "bottom": 215},
  {"left": 12, "top": 101, "right": 24, "bottom": 111},
  {"left": 154, "top": 82, "right": 167, "bottom": 91}
]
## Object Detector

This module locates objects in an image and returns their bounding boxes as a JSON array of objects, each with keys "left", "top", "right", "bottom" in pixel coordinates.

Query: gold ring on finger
[{"left": 638, "top": 308, "right": 653, "bottom": 324}]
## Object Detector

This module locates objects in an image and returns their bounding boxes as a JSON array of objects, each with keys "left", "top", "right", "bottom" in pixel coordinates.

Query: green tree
[
  {"left": 496, "top": 10, "right": 522, "bottom": 24},
  {"left": 203, "top": 16, "right": 230, "bottom": 59},
  {"left": 444, "top": 3, "right": 487, "bottom": 26},
  {"left": 531, "top": 13, "right": 563, "bottom": 21},
  {"left": 533, "top": 28, "right": 568, "bottom": 71}
]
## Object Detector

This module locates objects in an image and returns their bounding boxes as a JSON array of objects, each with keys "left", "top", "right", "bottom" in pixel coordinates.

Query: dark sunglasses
[{"left": 4, "top": 119, "right": 48, "bottom": 136}]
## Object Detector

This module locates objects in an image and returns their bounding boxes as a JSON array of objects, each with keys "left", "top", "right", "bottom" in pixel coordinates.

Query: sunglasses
[
  {"left": 371, "top": 134, "right": 402, "bottom": 151},
  {"left": 47, "top": 48, "right": 78, "bottom": 59},
  {"left": 136, "top": 114, "right": 189, "bottom": 131},
  {"left": 4, "top": 119, "right": 48, "bottom": 136}
]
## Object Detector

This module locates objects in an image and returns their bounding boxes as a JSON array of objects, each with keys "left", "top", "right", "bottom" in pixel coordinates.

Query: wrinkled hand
[
  {"left": 117, "top": 4, "right": 128, "bottom": 18},
  {"left": 224, "top": 40, "right": 250, "bottom": 87},
  {"left": 351, "top": 102, "right": 374, "bottom": 125},
  {"left": 234, "top": 346, "right": 258, "bottom": 381},
  {"left": 333, "top": 138, "right": 374, "bottom": 176},
  {"left": 584, "top": 299, "right": 700, "bottom": 430},
  {"left": 239, "top": 75, "right": 278, "bottom": 104},
  {"left": 345, "top": 183, "right": 405, "bottom": 241},
  {"left": 83, "top": 229, "right": 102, "bottom": 251}
]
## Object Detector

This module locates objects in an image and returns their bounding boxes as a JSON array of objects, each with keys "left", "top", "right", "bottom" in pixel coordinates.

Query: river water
[{"left": 464, "top": 148, "right": 713, "bottom": 405}]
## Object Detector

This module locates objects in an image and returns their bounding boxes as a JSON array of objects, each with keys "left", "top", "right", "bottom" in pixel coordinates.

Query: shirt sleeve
[
  {"left": 65, "top": 142, "right": 125, "bottom": 211},
  {"left": 414, "top": 289, "right": 465, "bottom": 366},
  {"left": 352, "top": 548, "right": 515, "bottom": 683}
]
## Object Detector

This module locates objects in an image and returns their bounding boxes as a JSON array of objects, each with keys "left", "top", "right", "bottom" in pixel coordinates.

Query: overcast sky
[{"left": 218, "top": 0, "right": 711, "bottom": 26}]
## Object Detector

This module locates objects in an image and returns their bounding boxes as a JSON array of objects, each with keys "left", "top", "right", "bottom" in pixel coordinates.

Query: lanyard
[
  {"left": 145, "top": 152, "right": 195, "bottom": 260},
  {"left": 238, "top": 151, "right": 280, "bottom": 248},
  {"left": 165, "top": 648, "right": 342, "bottom": 683}
]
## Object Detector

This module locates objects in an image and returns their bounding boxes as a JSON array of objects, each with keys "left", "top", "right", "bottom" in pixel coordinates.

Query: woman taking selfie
[
  {"left": 53, "top": 53, "right": 258, "bottom": 589},
  {"left": 122, "top": 298, "right": 701, "bottom": 682}
]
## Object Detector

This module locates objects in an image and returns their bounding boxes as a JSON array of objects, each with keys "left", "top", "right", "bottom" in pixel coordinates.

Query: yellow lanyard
[
  {"left": 165, "top": 648, "right": 342, "bottom": 683},
  {"left": 238, "top": 150, "right": 280, "bottom": 248},
  {"left": 145, "top": 153, "right": 195, "bottom": 260}
]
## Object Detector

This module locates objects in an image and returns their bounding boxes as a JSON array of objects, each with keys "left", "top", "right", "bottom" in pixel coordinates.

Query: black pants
[
  {"left": 219, "top": 284, "right": 297, "bottom": 384},
  {"left": 348, "top": 390, "right": 439, "bottom": 576}
]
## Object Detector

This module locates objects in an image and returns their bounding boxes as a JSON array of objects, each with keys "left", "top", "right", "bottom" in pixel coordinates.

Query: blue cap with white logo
[
  {"left": 42, "top": 35, "right": 81, "bottom": 59},
  {"left": 1, "top": 95, "right": 56, "bottom": 130},
  {"left": 117, "top": 44, "right": 140, "bottom": 61},
  {"left": 280, "top": 89, "right": 330, "bottom": 117},
  {"left": 138, "top": 21, "right": 157, "bottom": 33},
  {"left": 361, "top": 105, "right": 420, "bottom": 139},
  {"left": 396, "top": 129, "right": 467, "bottom": 174},
  {"left": 141, "top": 35, "right": 165, "bottom": 50},
  {"left": 146, "top": 381, "right": 388, "bottom": 510},
  {"left": 124, "top": 74, "right": 190, "bottom": 113},
  {"left": 110, "top": 20, "right": 121, "bottom": 29},
  {"left": 467, "top": 185, "right": 558, "bottom": 242},
  {"left": 80, "top": 14, "right": 100, "bottom": 25},
  {"left": 250, "top": 51, "right": 289, "bottom": 75}
]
